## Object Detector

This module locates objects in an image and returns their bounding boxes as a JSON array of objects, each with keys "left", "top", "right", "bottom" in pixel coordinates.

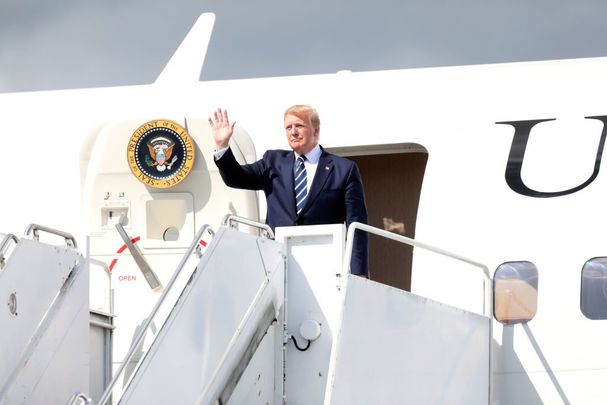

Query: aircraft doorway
[{"left": 328, "top": 144, "right": 428, "bottom": 291}]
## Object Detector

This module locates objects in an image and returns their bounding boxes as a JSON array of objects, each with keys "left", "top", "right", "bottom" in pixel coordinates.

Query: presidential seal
[{"left": 127, "top": 120, "right": 195, "bottom": 188}]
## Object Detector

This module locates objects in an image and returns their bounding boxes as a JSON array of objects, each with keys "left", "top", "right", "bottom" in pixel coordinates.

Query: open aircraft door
[{"left": 81, "top": 116, "right": 260, "bottom": 395}]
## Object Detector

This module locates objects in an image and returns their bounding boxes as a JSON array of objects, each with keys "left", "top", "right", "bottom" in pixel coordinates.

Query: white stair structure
[
  {"left": 279, "top": 223, "right": 491, "bottom": 405},
  {"left": 97, "top": 217, "right": 491, "bottom": 404},
  {"left": 0, "top": 226, "right": 89, "bottom": 405},
  {"left": 102, "top": 222, "right": 284, "bottom": 405}
]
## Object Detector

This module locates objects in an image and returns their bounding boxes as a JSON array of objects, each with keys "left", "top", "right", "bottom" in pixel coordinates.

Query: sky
[{"left": 1, "top": 0, "right": 607, "bottom": 93}]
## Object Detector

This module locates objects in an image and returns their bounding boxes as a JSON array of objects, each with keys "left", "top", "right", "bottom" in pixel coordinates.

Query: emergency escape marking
[
  {"left": 127, "top": 119, "right": 195, "bottom": 189},
  {"left": 109, "top": 237, "right": 208, "bottom": 282}
]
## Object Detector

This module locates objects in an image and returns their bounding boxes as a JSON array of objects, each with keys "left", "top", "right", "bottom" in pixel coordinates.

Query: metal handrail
[
  {"left": 89, "top": 258, "right": 115, "bottom": 316},
  {"left": 24, "top": 224, "right": 78, "bottom": 249},
  {"left": 0, "top": 233, "right": 18, "bottom": 270},
  {"left": 66, "top": 392, "right": 92, "bottom": 405},
  {"left": 0, "top": 233, "right": 18, "bottom": 254},
  {"left": 115, "top": 222, "right": 162, "bottom": 291},
  {"left": 221, "top": 214, "right": 275, "bottom": 239},
  {"left": 343, "top": 222, "right": 492, "bottom": 317},
  {"left": 97, "top": 224, "right": 214, "bottom": 405}
]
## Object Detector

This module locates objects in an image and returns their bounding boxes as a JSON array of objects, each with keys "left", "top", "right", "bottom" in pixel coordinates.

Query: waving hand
[{"left": 208, "top": 108, "right": 236, "bottom": 150}]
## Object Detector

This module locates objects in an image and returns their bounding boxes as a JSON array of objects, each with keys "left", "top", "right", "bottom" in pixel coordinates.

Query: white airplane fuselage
[{"left": 1, "top": 14, "right": 606, "bottom": 404}]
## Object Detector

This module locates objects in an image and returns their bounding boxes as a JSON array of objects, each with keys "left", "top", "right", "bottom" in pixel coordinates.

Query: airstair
[
  {"left": 98, "top": 217, "right": 285, "bottom": 404},
  {"left": 96, "top": 216, "right": 492, "bottom": 404},
  {"left": 0, "top": 226, "right": 89, "bottom": 405},
  {"left": 1, "top": 218, "right": 492, "bottom": 404}
]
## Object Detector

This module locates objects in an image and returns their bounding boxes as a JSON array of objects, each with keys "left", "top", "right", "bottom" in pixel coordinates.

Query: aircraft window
[
  {"left": 580, "top": 257, "right": 607, "bottom": 320},
  {"left": 493, "top": 261, "right": 538, "bottom": 324}
]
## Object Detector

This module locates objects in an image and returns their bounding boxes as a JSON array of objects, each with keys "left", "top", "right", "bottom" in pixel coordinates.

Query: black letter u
[{"left": 497, "top": 116, "right": 607, "bottom": 198}]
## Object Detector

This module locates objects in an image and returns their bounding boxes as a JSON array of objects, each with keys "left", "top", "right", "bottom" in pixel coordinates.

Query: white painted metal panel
[
  {"left": 0, "top": 238, "right": 88, "bottom": 404},
  {"left": 326, "top": 275, "right": 490, "bottom": 405},
  {"left": 118, "top": 227, "right": 284, "bottom": 405},
  {"left": 227, "top": 322, "right": 280, "bottom": 405},
  {"left": 12, "top": 269, "right": 89, "bottom": 405},
  {"left": 275, "top": 224, "right": 347, "bottom": 405}
]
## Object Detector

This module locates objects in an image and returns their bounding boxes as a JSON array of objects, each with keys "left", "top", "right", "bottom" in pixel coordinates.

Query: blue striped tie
[{"left": 294, "top": 156, "right": 308, "bottom": 215}]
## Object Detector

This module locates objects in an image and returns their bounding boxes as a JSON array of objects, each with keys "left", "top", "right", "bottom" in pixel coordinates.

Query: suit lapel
[{"left": 299, "top": 149, "right": 333, "bottom": 217}]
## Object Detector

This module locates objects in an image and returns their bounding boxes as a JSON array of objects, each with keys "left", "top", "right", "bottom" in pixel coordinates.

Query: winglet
[{"left": 155, "top": 12, "right": 216, "bottom": 84}]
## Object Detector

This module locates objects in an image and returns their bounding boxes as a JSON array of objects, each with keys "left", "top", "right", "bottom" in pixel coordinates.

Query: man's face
[{"left": 284, "top": 113, "right": 319, "bottom": 156}]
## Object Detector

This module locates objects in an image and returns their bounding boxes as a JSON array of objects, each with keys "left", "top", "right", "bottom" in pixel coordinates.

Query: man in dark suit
[{"left": 209, "top": 105, "right": 368, "bottom": 277}]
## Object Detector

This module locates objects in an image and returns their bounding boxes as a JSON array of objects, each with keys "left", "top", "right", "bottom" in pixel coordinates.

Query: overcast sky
[{"left": 1, "top": 0, "right": 607, "bottom": 93}]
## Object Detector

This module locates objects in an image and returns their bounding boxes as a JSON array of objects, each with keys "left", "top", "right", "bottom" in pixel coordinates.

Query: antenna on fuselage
[{"left": 155, "top": 12, "right": 215, "bottom": 84}]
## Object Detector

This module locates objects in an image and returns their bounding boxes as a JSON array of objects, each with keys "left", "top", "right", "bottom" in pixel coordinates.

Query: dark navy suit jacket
[{"left": 215, "top": 146, "right": 369, "bottom": 276}]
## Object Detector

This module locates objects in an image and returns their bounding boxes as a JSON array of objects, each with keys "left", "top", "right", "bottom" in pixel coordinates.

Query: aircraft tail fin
[{"left": 155, "top": 12, "right": 215, "bottom": 85}]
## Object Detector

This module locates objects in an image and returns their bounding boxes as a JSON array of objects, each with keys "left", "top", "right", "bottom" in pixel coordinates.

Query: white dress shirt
[{"left": 295, "top": 144, "right": 321, "bottom": 195}]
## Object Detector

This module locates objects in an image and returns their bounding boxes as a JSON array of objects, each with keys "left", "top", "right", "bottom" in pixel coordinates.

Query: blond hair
[{"left": 284, "top": 105, "right": 320, "bottom": 129}]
